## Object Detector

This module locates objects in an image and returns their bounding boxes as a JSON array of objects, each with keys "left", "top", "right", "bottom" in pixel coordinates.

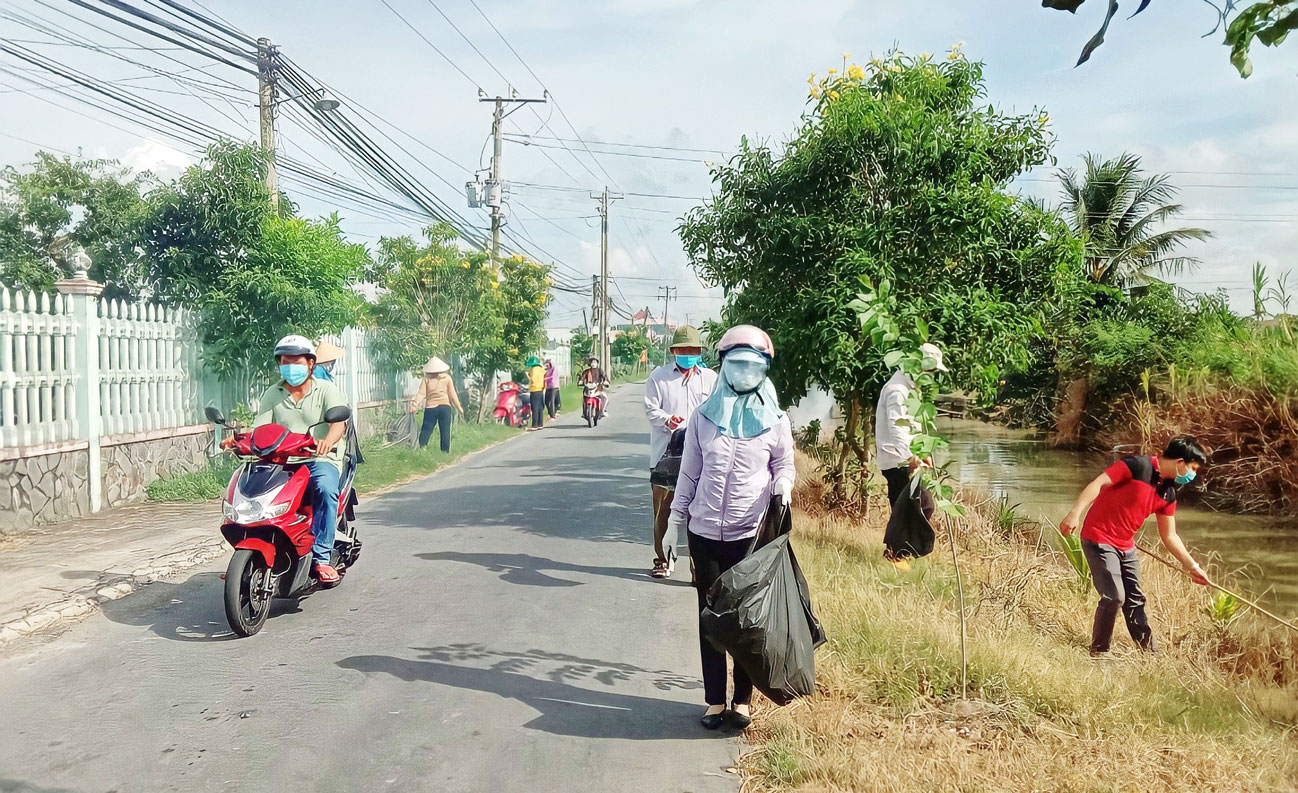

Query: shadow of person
[
  {"left": 415, "top": 551, "right": 658, "bottom": 588},
  {"left": 337, "top": 649, "right": 719, "bottom": 741}
]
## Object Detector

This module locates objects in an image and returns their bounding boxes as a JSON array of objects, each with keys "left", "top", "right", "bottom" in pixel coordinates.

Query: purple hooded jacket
[{"left": 670, "top": 412, "right": 795, "bottom": 541}]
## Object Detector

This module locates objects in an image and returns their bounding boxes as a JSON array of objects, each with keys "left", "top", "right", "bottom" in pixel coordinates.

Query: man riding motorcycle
[{"left": 223, "top": 335, "right": 350, "bottom": 584}]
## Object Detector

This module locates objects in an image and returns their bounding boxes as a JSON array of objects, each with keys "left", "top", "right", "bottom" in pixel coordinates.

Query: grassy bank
[
  {"left": 146, "top": 418, "right": 520, "bottom": 504},
  {"left": 746, "top": 451, "right": 1298, "bottom": 792}
]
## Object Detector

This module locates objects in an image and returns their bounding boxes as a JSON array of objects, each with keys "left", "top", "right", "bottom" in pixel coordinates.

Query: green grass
[{"left": 146, "top": 418, "right": 520, "bottom": 504}]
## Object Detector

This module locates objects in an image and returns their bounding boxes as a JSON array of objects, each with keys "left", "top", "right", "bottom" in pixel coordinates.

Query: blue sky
[{"left": 2, "top": 0, "right": 1295, "bottom": 327}]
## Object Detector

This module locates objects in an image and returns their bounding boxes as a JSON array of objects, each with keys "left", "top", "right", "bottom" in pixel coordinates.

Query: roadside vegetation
[
  {"left": 680, "top": 45, "right": 1298, "bottom": 515},
  {"left": 744, "top": 452, "right": 1298, "bottom": 792}
]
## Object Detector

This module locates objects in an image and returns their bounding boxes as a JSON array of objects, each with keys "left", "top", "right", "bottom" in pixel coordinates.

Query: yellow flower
[
  {"left": 947, "top": 51, "right": 959, "bottom": 61},
  {"left": 828, "top": 90, "right": 840, "bottom": 100},
  {"left": 810, "top": 85, "right": 823, "bottom": 98},
  {"left": 807, "top": 72, "right": 817, "bottom": 84},
  {"left": 920, "top": 53, "right": 931, "bottom": 60},
  {"left": 841, "top": 52, "right": 851, "bottom": 60},
  {"left": 1039, "top": 113, "right": 1051, "bottom": 125},
  {"left": 827, "top": 67, "right": 838, "bottom": 75},
  {"left": 847, "top": 64, "right": 865, "bottom": 80},
  {"left": 490, "top": 281, "right": 500, "bottom": 290},
  {"left": 894, "top": 93, "right": 904, "bottom": 103}
]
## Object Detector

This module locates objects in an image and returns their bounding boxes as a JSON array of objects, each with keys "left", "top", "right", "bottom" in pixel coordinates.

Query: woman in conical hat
[{"left": 409, "top": 356, "right": 462, "bottom": 452}]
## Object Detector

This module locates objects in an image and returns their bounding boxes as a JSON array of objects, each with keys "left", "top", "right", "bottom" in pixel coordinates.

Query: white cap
[
  {"left": 274, "top": 334, "right": 316, "bottom": 360},
  {"left": 919, "top": 342, "right": 948, "bottom": 372}
]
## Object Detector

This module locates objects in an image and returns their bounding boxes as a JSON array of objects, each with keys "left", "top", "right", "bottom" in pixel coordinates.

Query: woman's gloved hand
[{"left": 774, "top": 476, "right": 794, "bottom": 506}]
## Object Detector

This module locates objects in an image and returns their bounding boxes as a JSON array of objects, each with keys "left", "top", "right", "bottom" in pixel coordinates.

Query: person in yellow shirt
[{"left": 525, "top": 355, "right": 546, "bottom": 431}]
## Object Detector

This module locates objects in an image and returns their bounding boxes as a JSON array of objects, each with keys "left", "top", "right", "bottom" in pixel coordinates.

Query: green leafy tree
[
  {"left": 367, "top": 224, "right": 501, "bottom": 375},
  {"left": 678, "top": 48, "right": 1083, "bottom": 489},
  {"left": 1058, "top": 153, "right": 1211, "bottom": 288},
  {"left": 569, "top": 327, "right": 595, "bottom": 369},
  {"left": 1043, "top": 0, "right": 1297, "bottom": 76},
  {"left": 613, "top": 325, "right": 664, "bottom": 368},
  {"left": 138, "top": 141, "right": 367, "bottom": 378},
  {"left": 0, "top": 152, "right": 152, "bottom": 297}
]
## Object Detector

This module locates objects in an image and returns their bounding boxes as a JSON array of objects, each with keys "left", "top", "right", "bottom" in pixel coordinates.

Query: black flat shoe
[
  {"left": 727, "top": 707, "right": 752, "bottom": 730},
  {"left": 700, "top": 711, "right": 727, "bottom": 730}
]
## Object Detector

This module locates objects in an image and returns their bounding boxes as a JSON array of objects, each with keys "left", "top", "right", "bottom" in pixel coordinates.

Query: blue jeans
[{"left": 306, "top": 461, "right": 341, "bottom": 564}]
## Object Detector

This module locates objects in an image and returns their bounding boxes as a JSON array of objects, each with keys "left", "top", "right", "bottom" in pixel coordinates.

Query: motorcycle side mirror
[
  {"left": 204, "top": 406, "right": 227, "bottom": 426},
  {"left": 322, "top": 405, "right": 352, "bottom": 424}
]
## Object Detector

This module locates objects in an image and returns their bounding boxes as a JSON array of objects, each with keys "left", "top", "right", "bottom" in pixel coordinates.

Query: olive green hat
[{"left": 669, "top": 325, "right": 703, "bottom": 350}]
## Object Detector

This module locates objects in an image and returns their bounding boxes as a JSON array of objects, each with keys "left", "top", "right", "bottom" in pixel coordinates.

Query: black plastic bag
[
  {"left": 883, "top": 475, "right": 935, "bottom": 559},
  {"left": 700, "top": 503, "right": 826, "bottom": 706},
  {"left": 649, "top": 428, "right": 687, "bottom": 488}
]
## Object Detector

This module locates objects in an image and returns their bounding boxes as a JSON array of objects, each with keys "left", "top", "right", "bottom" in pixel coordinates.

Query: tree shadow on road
[
  {"left": 0, "top": 778, "right": 80, "bottom": 793},
  {"left": 369, "top": 453, "right": 654, "bottom": 545},
  {"left": 415, "top": 550, "right": 690, "bottom": 588},
  {"left": 337, "top": 643, "right": 721, "bottom": 741}
]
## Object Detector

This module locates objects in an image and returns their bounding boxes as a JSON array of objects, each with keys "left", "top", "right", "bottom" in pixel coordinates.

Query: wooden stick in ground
[{"left": 1133, "top": 541, "right": 1298, "bottom": 636}]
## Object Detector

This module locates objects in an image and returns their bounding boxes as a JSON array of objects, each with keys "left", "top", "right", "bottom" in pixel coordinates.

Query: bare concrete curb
[{"left": 0, "top": 537, "right": 230, "bottom": 647}]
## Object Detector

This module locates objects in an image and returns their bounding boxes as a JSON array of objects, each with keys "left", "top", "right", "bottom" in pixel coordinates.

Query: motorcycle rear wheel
[{"left": 225, "top": 549, "right": 273, "bottom": 637}]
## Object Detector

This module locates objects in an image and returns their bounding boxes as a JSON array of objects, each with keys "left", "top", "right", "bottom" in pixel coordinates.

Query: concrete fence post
[{"left": 55, "top": 260, "right": 105, "bottom": 514}]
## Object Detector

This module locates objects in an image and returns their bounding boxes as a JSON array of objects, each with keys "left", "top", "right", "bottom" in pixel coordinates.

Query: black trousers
[
  {"left": 883, "top": 466, "right": 910, "bottom": 509},
  {"left": 418, "top": 405, "right": 453, "bottom": 452},
  {"left": 544, "top": 387, "right": 561, "bottom": 418},
  {"left": 687, "top": 530, "right": 754, "bottom": 706},
  {"left": 1082, "top": 540, "right": 1156, "bottom": 653},
  {"left": 529, "top": 390, "right": 546, "bottom": 427}
]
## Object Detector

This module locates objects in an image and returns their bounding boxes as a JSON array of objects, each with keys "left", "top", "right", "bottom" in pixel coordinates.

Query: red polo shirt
[{"left": 1081, "top": 455, "right": 1178, "bottom": 551}]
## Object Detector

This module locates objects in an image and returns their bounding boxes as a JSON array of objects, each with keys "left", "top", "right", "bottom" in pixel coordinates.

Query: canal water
[{"left": 940, "top": 418, "right": 1298, "bottom": 615}]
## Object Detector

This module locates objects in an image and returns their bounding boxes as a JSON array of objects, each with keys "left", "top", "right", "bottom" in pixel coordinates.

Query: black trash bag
[
  {"left": 649, "top": 428, "right": 687, "bottom": 488},
  {"left": 883, "top": 475, "right": 935, "bottom": 560},
  {"left": 700, "top": 503, "right": 826, "bottom": 706}
]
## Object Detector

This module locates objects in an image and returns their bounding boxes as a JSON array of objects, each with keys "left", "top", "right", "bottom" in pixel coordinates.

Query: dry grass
[
  {"left": 741, "top": 452, "right": 1298, "bottom": 793},
  {"left": 1103, "top": 389, "right": 1298, "bottom": 515}
]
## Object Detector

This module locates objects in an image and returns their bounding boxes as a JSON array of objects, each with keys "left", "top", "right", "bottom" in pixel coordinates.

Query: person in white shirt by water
[
  {"left": 875, "top": 343, "right": 949, "bottom": 515},
  {"left": 643, "top": 326, "right": 718, "bottom": 578}
]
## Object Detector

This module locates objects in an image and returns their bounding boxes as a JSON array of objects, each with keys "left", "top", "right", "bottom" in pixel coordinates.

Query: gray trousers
[{"left": 1082, "top": 540, "right": 1156, "bottom": 653}]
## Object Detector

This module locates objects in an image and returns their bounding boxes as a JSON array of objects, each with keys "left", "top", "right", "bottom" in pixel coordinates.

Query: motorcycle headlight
[
  {"left": 223, "top": 500, "right": 237, "bottom": 521},
  {"left": 233, "top": 498, "right": 263, "bottom": 524}
]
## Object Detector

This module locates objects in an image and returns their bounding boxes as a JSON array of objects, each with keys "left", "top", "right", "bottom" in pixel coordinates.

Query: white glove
[
  {"left": 668, "top": 512, "right": 688, "bottom": 534},
  {"left": 774, "top": 476, "right": 794, "bottom": 506}
]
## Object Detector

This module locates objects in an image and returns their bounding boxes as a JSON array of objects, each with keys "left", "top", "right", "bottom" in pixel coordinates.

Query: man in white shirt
[
  {"left": 875, "top": 342, "right": 948, "bottom": 514},
  {"left": 644, "top": 325, "right": 718, "bottom": 577}
]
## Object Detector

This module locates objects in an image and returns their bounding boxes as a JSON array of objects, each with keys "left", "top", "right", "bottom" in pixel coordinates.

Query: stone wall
[
  {"left": 0, "top": 447, "right": 91, "bottom": 534},
  {"left": 101, "top": 428, "right": 213, "bottom": 510}
]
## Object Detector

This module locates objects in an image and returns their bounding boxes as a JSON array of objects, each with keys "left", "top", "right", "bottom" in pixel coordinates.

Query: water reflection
[{"left": 940, "top": 418, "right": 1298, "bottom": 615}]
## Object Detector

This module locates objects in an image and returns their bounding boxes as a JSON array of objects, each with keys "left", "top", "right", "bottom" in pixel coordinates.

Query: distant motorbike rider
[
  {"left": 226, "top": 335, "right": 350, "bottom": 585},
  {"left": 578, "top": 356, "right": 611, "bottom": 416}
]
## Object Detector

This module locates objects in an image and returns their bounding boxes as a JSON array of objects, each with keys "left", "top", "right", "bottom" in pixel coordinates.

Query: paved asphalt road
[{"left": 0, "top": 384, "right": 742, "bottom": 793}]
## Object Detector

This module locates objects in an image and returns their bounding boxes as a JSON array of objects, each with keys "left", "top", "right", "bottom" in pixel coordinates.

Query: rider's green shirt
[{"left": 254, "top": 378, "right": 348, "bottom": 472}]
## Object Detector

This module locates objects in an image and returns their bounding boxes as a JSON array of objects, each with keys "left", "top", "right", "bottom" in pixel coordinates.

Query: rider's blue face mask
[
  {"left": 1174, "top": 463, "right": 1197, "bottom": 486},
  {"left": 280, "top": 363, "right": 310, "bottom": 387},
  {"left": 675, "top": 354, "right": 701, "bottom": 370}
]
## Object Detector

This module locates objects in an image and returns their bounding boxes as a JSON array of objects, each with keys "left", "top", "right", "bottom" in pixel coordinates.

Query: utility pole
[
  {"left": 591, "top": 186, "right": 622, "bottom": 369},
  {"left": 658, "top": 285, "right": 677, "bottom": 357},
  {"left": 590, "top": 274, "right": 600, "bottom": 362},
  {"left": 256, "top": 37, "right": 279, "bottom": 210},
  {"left": 479, "top": 93, "right": 546, "bottom": 265}
]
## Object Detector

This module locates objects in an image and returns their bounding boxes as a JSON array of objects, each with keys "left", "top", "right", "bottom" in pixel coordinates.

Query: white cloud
[{"left": 121, "top": 140, "right": 192, "bottom": 178}]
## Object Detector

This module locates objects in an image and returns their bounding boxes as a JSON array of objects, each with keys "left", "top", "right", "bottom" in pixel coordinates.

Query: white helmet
[{"left": 274, "top": 334, "right": 316, "bottom": 361}]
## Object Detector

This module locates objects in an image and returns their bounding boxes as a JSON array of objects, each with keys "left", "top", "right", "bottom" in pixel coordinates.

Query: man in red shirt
[{"left": 1060, "top": 437, "right": 1211, "bottom": 654}]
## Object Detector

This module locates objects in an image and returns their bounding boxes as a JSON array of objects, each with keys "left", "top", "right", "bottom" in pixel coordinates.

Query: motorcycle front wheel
[{"left": 224, "top": 549, "right": 273, "bottom": 637}]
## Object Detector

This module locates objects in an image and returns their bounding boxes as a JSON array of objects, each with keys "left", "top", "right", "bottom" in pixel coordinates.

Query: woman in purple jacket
[{"left": 669, "top": 325, "right": 795, "bottom": 731}]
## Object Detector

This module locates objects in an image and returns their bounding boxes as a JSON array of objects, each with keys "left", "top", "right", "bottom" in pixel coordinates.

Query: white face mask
[{"left": 722, "top": 358, "right": 768, "bottom": 394}]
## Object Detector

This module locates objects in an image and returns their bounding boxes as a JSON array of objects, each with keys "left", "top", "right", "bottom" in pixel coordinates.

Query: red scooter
[
  {"left": 492, "top": 381, "right": 531, "bottom": 428},
  {"left": 582, "top": 382, "right": 605, "bottom": 428},
  {"left": 206, "top": 405, "right": 360, "bottom": 637}
]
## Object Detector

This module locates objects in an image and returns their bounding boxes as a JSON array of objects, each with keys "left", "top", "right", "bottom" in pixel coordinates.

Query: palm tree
[{"left": 1058, "top": 152, "right": 1212, "bottom": 288}]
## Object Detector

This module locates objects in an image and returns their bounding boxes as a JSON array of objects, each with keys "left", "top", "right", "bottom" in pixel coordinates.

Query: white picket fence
[{"left": 0, "top": 283, "right": 410, "bottom": 453}]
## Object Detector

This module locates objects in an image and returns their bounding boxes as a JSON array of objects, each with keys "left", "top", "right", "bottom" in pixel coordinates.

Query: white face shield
[{"left": 721, "top": 348, "right": 769, "bottom": 394}]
